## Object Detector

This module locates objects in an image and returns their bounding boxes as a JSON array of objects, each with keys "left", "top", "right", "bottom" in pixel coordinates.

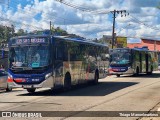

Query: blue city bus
[
  {"left": 8, "top": 35, "right": 109, "bottom": 93},
  {"left": 109, "top": 47, "right": 158, "bottom": 77}
]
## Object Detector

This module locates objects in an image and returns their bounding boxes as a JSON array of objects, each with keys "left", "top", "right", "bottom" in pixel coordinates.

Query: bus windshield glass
[
  {"left": 9, "top": 45, "right": 50, "bottom": 68},
  {"left": 110, "top": 50, "right": 131, "bottom": 65}
]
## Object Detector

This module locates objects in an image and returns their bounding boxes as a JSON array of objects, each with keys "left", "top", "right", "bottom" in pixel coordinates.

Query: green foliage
[
  {"left": 0, "top": 23, "right": 83, "bottom": 45},
  {"left": 53, "top": 26, "right": 68, "bottom": 35},
  {"left": 16, "top": 29, "right": 25, "bottom": 36},
  {"left": 0, "top": 25, "right": 15, "bottom": 44},
  {"left": 157, "top": 2, "right": 160, "bottom": 9}
]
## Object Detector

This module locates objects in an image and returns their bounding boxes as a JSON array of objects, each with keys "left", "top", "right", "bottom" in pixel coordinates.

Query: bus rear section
[{"left": 109, "top": 47, "right": 158, "bottom": 77}]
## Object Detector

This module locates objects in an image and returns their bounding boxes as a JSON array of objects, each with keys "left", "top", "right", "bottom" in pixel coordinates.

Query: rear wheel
[
  {"left": 27, "top": 88, "right": 36, "bottom": 93},
  {"left": 94, "top": 70, "right": 99, "bottom": 84},
  {"left": 135, "top": 67, "right": 139, "bottom": 76},
  {"left": 147, "top": 66, "right": 153, "bottom": 75},
  {"left": 64, "top": 72, "right": 71, "bottom": 90}
]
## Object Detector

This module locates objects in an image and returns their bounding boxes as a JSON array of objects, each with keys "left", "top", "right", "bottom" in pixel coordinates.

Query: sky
[{"left": 0, "top": 0, "right": 160, "bottom": 43}]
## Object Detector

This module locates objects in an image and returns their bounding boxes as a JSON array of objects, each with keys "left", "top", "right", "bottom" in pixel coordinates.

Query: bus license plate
[{"left": 23, "top": 85, "right": 32, "bottom": 88}]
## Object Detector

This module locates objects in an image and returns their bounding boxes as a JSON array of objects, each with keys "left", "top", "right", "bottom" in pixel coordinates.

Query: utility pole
[{"left": 110, "top": 10, "right": 128, "bottom": 49}]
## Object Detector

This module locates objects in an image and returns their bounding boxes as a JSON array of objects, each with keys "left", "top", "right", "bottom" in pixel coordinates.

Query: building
[
  {"left": 127, "top": 39, "right": 160, "bottom": 51},
  {"left": 102, "top": 35, "right": 127, "bottom": 49}
]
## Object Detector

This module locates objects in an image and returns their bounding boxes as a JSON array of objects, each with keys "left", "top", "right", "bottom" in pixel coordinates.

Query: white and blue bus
[
  {"left": 109, "top": 47, "right": 158, "bottom": 77},
  {"left": 8, "top": 35, "right": 109, "bottom": 93}
]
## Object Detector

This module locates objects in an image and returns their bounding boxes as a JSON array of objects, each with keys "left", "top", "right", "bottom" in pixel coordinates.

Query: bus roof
[
  {"left": 110, "top": 47, "right": 157, "bottom": 52},
  {"left": 54, "top": 36, "right": 108, "bottom": 47},
  {"left": 10, "top": 35, "right": 108, "bottom": 47}
]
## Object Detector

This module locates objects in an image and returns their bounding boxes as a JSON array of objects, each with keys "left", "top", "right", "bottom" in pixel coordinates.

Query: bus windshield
[
  {"left": 110, "top": 52, "right": 131, "bottom": 65},
  {"left": 9, "top": 45, "right": 50, "bottom": 68}
]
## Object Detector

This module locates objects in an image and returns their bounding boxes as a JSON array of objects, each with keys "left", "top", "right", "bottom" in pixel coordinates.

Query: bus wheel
[
  {"left": 147, "top": 66, "right": 153, "bottom": 75},
  {"left": 94, "top": 70, "right": 99, "bottom": 84},
  {"left": 27, "top": 88, "right": 36, "bottom": 93},
  {"left": 64, "top": 72, "right": 71, "bottom": 90},
  {"left": 6, "top": 84, "right": 12, "bottom": 92},
  {"left": 135, "top": 67, "right": 139, "bottom": 76},
  {"left": 116, "top": 74, "right": 120, "bottom": 77}
]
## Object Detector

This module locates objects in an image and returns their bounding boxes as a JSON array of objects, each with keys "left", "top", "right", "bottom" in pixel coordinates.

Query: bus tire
[
  {"left": 27, "top": 88, "right": 36, "bottom": 93},
  {"left": 147, "top": 66, "right": 153, "bottom": 75},
  {"left": 94, "top": 70, "right": 99, "bottom": 84},
  {"left": 64, "top": 72, "right": 71, "bottom": 90},
  {"left": 135, "top": 67, "right": 139, "bottom": 76},
  {"left": 116, "top": 74, "right": 120, "bottom": 77},
  {"left": 6, "top": 84, "right": 12, "bottom": 92}
]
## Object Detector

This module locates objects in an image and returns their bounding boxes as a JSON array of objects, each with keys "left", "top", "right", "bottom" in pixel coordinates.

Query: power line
[
  {"left": 2, "top": 0, "right": 89, "bottom": 25},
  {"left": 55, "top": 0, "right": 111, "bottom": 14},
  {"left": 0, "top": 14, "right": 43, "bottom": 30},
  {"left": 129, "top": 15, "right": 160, "bottom": 31},
  {"left": 116, "top": 24, "right": 132, "bottom": 35},
  {"left": 3, "top": 0, "right": 160, "bottom": 40},
  {"left": 55, "top": 0, "right": 96, "bottom": 12}
]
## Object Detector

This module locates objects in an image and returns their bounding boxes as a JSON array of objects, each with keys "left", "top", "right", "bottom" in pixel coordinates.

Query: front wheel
[
  {"left": 116, "top": 74, "right": 120, "bottom": 77},
  {"left": 6, "top": 84, "right": 12, "bottom": 92},
  {"left": 27, "top": 88, "right": 36, "bottom": 93}
]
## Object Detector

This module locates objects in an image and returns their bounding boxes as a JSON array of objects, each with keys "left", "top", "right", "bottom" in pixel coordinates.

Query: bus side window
[{"left": 56, "top": 46, "right": 63, "bottom": 60}]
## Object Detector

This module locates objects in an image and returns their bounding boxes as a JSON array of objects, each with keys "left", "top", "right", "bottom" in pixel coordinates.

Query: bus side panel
[
  {"left": 96, "top": 46, "right": 108, "bottom": 79},
  {"left": 141, "top": 52, "right": 146, "bottom": 73},
  {"left": 145, "top": 53, "right": 149, "bottom": 73},
  {"left": 53, "top": 40, "right": 65, "bottom": 88},
  {"left": 54, "top": 39, "right": 108, "bottom": 87},
  {"left": 133, "top": 50, "right": 140, "bottom": 74},
  {"left": 153, "top": 52, "right": 158, "bottom": 71},
  {"left": 64, "top": 42, "right": 95, "bottom": 85}
]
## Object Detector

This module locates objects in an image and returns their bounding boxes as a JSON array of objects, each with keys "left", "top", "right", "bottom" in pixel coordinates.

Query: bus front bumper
[
  {"left": 109, "top": 67, "right": 134, "bottom": 75},
  {"left": 12, "top": 76, "right": 54, "bottom": 89}
]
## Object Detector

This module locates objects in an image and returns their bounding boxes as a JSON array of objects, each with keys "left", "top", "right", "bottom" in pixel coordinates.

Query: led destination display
[{"left": 10, "top": 37, "right": 49, "bottom": 45}]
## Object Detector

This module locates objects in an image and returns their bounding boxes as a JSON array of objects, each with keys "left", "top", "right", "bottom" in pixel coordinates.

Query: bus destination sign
[{"left": 15, "top": 38, "right": 48, "bottom": 44}]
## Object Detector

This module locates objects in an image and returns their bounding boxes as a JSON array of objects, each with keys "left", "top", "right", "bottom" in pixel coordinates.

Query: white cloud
[{"left": 0, "top": 0, "right": 160, "bottom": 41}]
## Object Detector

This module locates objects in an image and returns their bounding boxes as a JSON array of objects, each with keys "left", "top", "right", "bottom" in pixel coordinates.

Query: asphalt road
[{"left": 0, "top": 72, "right": 160, "bottom": 120}]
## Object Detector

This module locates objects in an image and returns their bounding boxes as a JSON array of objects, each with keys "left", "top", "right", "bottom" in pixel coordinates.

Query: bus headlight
[
  {"left": 45, "top": 73, "right": 52, "bottom": 79},
  {"left": 8, "top": 73, "right": 13, "bottom": 82}
]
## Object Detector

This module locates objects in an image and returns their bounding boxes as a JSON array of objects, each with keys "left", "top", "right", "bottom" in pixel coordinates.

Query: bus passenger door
[
  {"left": 54, "top": 44, "right": 64, "bottom": 87},
  {"left": 145, "top": 53, "right": 148, "bottom": 73},
  {"left": 139, "top": 53, "right": 142, "bottom": 73}
]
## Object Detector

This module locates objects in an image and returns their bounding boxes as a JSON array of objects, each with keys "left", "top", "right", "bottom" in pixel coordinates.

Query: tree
[
  {"left": 16, "top": 29, "right": 26, "bottom": 36},
  {"left": 54, "top": 27, "right": 68, "bottom": 35},
  {"left": 0, "top": 25, "right": 15, "bottom": 44}
]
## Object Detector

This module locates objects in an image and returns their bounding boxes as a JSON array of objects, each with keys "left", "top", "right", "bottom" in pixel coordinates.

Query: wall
[{"left": 127, "top": 39, "right": 160, "bottom": 51}]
